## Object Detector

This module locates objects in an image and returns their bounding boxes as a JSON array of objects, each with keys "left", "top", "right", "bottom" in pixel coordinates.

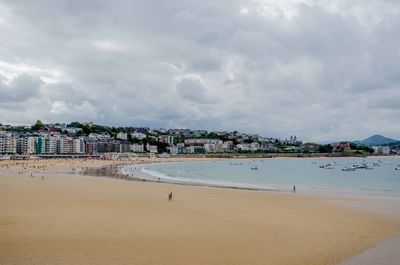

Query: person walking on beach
[
  {"left": 168, "top": 192, "right": 173, "bottom": 201},
  {"left": 293, "top": 185, "right": 296, "bottom": 193}
]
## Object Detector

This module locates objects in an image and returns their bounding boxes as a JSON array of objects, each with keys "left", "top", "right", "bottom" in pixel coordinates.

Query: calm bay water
[{"left": 133, "top": 157, "right": 400, "bottom": 197}]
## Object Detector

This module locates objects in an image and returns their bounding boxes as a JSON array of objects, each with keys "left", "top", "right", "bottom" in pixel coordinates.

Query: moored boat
[{"left": 342, "top": 167, "right": 356, "bottom": 172}]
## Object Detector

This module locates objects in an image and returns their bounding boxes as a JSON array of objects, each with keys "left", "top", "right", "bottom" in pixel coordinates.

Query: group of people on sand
[{"left": 29, "top": 173, "right": 44, "bottom": 180}]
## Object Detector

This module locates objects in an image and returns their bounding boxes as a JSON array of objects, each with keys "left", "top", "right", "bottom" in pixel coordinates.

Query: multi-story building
[
  {"left": 203, "top": 143, "right": 224, "bottom": 153},
  {"left": 116, "top": 132, "right": 128, "bottom": 140},
  {"left": 167, "top": 146, "right": 179, "bottom": 155},
  {"left": 97, "top": 140, "right": 121, "bottom": 153},
  {"left": 97, "top": 141, "right": 108, "bottom": 153},
  {"left": 131, "top": 132, "right": 146, "bottom": 140},
  {"left": 158, "top": 135, "right": 174, "bottom": 145},
  {"left": 43, "top": 136, "right": 58, "bottom": 154},
  {"left": 260, "top": 143, "right": 277, "bottom": 152},
  {"left": 0, "top": 132, "right": 17, "bottom": 154},
  {"left": 85, "top": 141, "right": 98, "bottom": 155},
  {"left": 184, "top": 139, "right": 223, "bottom": 145},
  {"left": 146, "top": 143, "right": 158, "bottom": 153},
  {"left": 168, "top": 145, "right": 186, "bottom": 154},
  {"left": 56, "top": 137, "right": 64, "bottom": 154},
  {"left": 130, "top": 144, "right": 144, "bottom": 152},
  {"left": 204, "top": 143, "right": 216, "bottom": 153},
  {"left": 73, "top": 138, "right": 85, "bottom": 154},
  {"left": 35, "top": 136, "right": 43, "bottom": 154},
  {"left": 236, "top": 142, "right": 261, "bottom": 152},
  {"left": 374, "top": 146, "right": 391, "bottom": 155},
  {"left": 168, "top": 129, "right": 192, "bottom": 138},
  {"left": 62, "top": 137, "right": 74, "bottom": 154},
  {"left": 186, "top": 145, "right": 205, "bottom": 154},
  {"left": 88, "top": 133, "right": 110, "bottom": 140},
  {"left": 222, "top": 141, "right": 234, "bottom": 152},
  {"left": 215, "top": 143, "right": 224, "bottom": 153},
  {"left": 236, "top": 143, "right": 251, "bottom": 151},
  {"left": 120, "top": 141, "right": 131, "bottom": 153},
  {"left": 16, "top": 136, "right": 36, "bottom": 154},
  {"left": 250, "top": 142, "right": 260, "bottom": 151},
  {"left": 64, "top": 127, "right": 82, "bottom": 134}
]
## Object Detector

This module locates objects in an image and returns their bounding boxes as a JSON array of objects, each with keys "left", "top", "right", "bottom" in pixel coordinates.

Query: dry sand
[{"left": 0, "top": 158, "right": 399, "bottom": 265}]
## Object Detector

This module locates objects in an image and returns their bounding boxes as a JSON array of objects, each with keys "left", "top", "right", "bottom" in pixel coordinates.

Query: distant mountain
[
  {"left": 354, "top": 134, "right": 399, "bottom": 146},
  {"left": 388, "top": 141, "right": 400, "bottom": 147}
]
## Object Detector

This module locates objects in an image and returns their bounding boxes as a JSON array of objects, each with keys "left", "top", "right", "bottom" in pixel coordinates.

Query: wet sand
[
  {"left": 340, "top": 236, "right": 400, "bottom": 265},
  {"left": 0, "top": 158, "right": 399, "bottom": 265}
]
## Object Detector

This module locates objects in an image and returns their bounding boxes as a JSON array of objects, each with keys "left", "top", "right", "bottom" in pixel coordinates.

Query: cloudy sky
[{"left": 0, "top": 0, "right": 399, "bottom": 142}]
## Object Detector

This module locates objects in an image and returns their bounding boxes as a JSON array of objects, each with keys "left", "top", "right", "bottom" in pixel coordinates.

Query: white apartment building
[
  {"left": 88, "top": 133, "right": 110, "bottom": 140},
  {"left": 131, "top": 132, "right": 146, "bottom": 140},
  {"left": 204, "top": 143, "right": 216, "bottom": 153},
  {"left": 146, "top": 143, "right": 158, "bottom": 153},
  {"left": 116, "top": 132, "right": 128, "bottom": 140},
  {"left": 236, "top": 143, "right": 250, "bottom": 151},
  {"left": 73, "top": 138, "right": 85, "bottom": 154},
  {"left": 64, "top": 127, "right": 82, "bottom": 134},
  {"left": 222, "top": 141, "right": 234, "bottom": 152},
  {"left": 42, "top": 136, "right": 58, "bottom": 154},
  {"left": 184, "top": 139, "right": 223, "bottom": 145},
  {"left": 130, "top": 144, "right": 144, "bottom": 152},
  {"left": 0, "top": 132, "right": 17, "bottom": 154},
  {"left": 374, "top": 146, "right": 391, "bottom": 155},
  {"left": 236, "top": 142, "right": 260, "bottom": 152},
  {"left": 168, "top": 146, "right": 179, "bottom": 155}
]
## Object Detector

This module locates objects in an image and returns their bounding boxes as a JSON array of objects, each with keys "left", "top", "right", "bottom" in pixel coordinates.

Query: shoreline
[
  {"left": 339, "top": 235, "right": 400, "bottom": 265},
  {"left": 78, "top": 158, "right": 400, "bottom": 218},
  {"left": 110, "top": 158, "right": 400, "bottom": 198}
]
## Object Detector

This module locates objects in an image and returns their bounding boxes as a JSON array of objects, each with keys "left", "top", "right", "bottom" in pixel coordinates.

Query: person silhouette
[
  {"left": 168, "top": 192, "right": 173, "bottom": 201},
  {"left": 293, "top": 185, "right": 296, "bottom": 193}
]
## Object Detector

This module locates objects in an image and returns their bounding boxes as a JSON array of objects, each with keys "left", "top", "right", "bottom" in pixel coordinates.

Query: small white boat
[{"left": 250, "top": 166, "right": 258, "bottom": 170}]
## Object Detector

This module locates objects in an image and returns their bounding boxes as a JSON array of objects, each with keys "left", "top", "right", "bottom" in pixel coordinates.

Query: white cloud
[
  {"left": 50, "top": 100, "right": 99, "bottom": 119},
  {"left": 0, "top": 60, "right": 65, "bottom": 84}
]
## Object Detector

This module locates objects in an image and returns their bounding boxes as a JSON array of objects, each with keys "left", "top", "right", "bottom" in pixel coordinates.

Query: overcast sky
[{"left": 0, "top": 0, "right": 399, "bottom": 142}]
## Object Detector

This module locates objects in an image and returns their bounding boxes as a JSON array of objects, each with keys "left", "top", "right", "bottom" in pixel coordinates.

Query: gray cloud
[
  {"left": 0, "top": 74, "right": 43, "bottom": 102},
  {"left": 176, "top": 76, "right": 217, "bottom": 104},
  {"left": 0, "top": 0, "right": 399, "bottom": 141}
]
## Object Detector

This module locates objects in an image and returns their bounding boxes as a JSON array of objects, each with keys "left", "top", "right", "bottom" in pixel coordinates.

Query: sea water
[{"left": 123, "top": 157, "right": 400, "bottom": 197}]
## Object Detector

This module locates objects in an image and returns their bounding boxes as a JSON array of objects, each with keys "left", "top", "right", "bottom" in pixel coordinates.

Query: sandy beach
[{"left": 1, "top": 158, "right": 399, "bottom": 265}]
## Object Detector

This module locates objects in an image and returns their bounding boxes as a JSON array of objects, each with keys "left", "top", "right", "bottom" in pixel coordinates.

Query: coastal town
[{"left": 1, "top": 121, "right": 398, "bottom": 159}]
